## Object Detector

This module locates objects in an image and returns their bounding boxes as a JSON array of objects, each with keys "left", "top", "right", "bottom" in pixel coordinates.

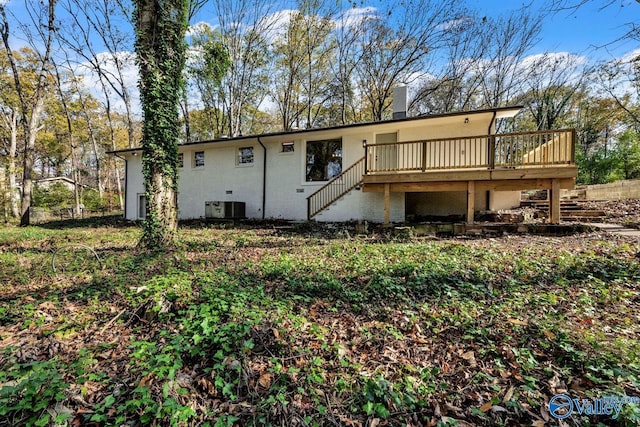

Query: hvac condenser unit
[{"left": 205, "top": 201, "right": 246, "bottom": 219}]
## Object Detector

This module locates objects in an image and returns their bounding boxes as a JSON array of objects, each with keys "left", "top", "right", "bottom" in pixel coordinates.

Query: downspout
[
  {"left": 488, "top": 110, "right": 497, "bottom": 135},
  {"left": 114, "top": 152, "right": 127, "bottom": 219},
  {"left": 258, "top": 137, "right": 266, "bottom": 219}
]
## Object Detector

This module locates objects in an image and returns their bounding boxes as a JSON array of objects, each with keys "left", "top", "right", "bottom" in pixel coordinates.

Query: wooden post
[
  {"left": 549, "top": 179, "right": 561, "bottom": 224},
  {"left": 467, "top": 180, "right": 475, "bottom": 224},
  {"left": 384, "top": 183, "right": 390, "bottom": 224},
  {"left": 421, "top": 141, "right": 427, "bottom": 172}
]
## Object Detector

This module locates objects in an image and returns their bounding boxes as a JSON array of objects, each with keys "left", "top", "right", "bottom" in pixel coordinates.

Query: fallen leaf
[
  {"left": 479, "top": 401, "right": 493, "bottom": 412},
  {"left": 542, "top": 329, "right": 556, "bottom": 339},
  {"left": 460, "top": 351, "right": 477, "bottom": 367},
  {"left": 503, "top": 386, "right": 514, "bottom": 402},
  {"left": 507, "top": 318, "right": 528, "bottom": 326},
  {"left": 258, "top": 372, "right": 271, "bottom": 388}
]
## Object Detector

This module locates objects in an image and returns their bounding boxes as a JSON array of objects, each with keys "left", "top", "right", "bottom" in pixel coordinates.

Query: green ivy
[{"left": 134, "top": 0, "right": 189, "bottom": 248}]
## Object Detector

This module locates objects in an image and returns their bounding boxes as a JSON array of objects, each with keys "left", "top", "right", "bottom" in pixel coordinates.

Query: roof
[{"left": 108, "top": 105, "right": 523, "bottom": 155}]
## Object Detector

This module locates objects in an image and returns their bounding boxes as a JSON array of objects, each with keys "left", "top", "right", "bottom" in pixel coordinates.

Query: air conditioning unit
[{"left": 205, "top": 201, "right": 246, "bottom": 219}]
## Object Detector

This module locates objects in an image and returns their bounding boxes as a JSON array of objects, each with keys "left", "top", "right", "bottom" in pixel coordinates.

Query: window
[
  {"left": 178, "top": 153, "right": 184, "bottom": 168},
  {"left": 306, "top": 138, "right": 342, "bottom": 182},
  {"left": 137, "top": 194, "right": 146, "bottom": 219},
  {"left": 238, "top": 147, "right": 254, "bottom": 165},
  {"left": 194, "top": 151, "right": 205, "bottom": 167},
  {"left": 282, "top": 142, "right": 294, "bottom": 153}
]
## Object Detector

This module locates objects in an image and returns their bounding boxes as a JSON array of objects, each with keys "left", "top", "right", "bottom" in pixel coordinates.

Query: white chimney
[{"left": 393, "top": 86, "right": 407, "bottom": 119}]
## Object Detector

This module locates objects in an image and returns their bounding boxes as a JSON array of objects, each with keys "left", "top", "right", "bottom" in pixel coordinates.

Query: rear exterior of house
[{"left": 114, "top": 106, "right": 577, "bottom": 223}]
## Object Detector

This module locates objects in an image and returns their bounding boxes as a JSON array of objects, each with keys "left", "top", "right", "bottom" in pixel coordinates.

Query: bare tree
[
  {"left": 0, "top": 1, "right": 57, "bottom": 226},
  {"left": 474, "top": 9, "right": 545, "bottom": 109},
  {"left": 410, "top": 11, "right": 487, "bottom": 114},
  {"left": 326, "top": 7, "right": 366, "bottom": 125},
  {"left": 596, "top": 55, "right": 640, "bottom": 127},
  {"left": 59, "top": 0, "right": 138, "bottom": 149},
  {"left": 213, "top": 0, "right": 277, "bottom": 137},
  {"left": 517, "top": 52, "right": 588, "bottom": 130},
  {"left": 51, "top": 59, "right": 82, "bottom": 216},
  {"left": 271, "top": 3, "right": 336, "bottom": 131},
  {"left": 354, "top": 0, "right": 458, "bottom": 121}
]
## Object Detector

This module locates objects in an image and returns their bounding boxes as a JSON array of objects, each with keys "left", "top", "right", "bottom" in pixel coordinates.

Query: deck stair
[
  {"left": 307, "top": 157, "right": 365, "bottom": 220},
  {"left": 519, "top": 200, "right": 606, "bottom": 221}
]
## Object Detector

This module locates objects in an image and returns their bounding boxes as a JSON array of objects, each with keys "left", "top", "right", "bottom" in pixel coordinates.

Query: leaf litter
[{"left": 0, "top": 223, "right": 638, "bottom": 426}]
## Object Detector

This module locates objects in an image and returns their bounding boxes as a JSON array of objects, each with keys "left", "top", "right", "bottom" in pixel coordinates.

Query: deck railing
[
  {"left": 364, "top": 129, "right": 575, "bottom": 174},
  {"left": 307, "top": 156, "right": 365, "bottom": 220}
]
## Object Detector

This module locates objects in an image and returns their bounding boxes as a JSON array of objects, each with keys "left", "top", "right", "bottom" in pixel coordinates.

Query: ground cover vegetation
[{"left": 0, "top": 220, "right": 639, "bottom": 426}]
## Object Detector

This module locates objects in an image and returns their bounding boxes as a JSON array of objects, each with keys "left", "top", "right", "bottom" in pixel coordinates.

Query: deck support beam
[
  {"left": 383, "top": 183, "right": 390, "bottom": 224},
  {"left": 467, "top": 181, "right": 475, "bottom": 224},
  {"left": 549, "top": 178, "right": 561, "bottom": 224}
]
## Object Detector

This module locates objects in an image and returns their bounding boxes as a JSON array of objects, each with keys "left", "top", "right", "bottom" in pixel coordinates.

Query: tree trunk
[
  {"left": 134, "top": 0, "right": 187, "bottom": 248},
  {"left": 20, "top": 98, "right": 46, "bottom": 226},
  {"left": 1, "top": 1, "right": 56, "bottom": 226},
  {"left": 2, "top": 109, "right": 20, "bottom": 218}
]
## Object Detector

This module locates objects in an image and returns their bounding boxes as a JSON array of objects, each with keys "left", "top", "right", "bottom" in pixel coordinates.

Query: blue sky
[
  {"left": 3, "top": 0, "right": 638, "bottom": 62},
  {"left": 468, "top": 0, "right": 640, "bottom": 61},
  {"left": 2, "top": 0, "right": 638, "bottom": 115}
]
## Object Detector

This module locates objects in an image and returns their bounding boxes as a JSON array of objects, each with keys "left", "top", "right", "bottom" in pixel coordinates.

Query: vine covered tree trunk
[{"left": 134, "top": 0, "right": 188, "bottom": 248}]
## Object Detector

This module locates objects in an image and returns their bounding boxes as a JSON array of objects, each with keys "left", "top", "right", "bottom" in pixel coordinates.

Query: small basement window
[
  {"left": 282, "top": 142, "right": 294, "bottom": 153},
  {"left": 238, "top": 147, "right": 254, "bottom": 165},
  {"left": 194, "top": 151, "right": 205, "bottom": 167},
  {"left": 137, "top": 194, "right": 146, "bottom": 219},
  {"left": 178, "top": 153, "right": 184, "bottom": 168}
]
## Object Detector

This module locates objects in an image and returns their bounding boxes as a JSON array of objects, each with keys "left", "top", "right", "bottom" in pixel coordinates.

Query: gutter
[
  {"left": 113, "top": 152, "right": 127, "bottom": 219},
  {"left": 258, "top": 137, "right": 266, "bottom": 219}
]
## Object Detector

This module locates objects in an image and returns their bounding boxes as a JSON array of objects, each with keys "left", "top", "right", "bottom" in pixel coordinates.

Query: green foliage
[
  {"left": 32, "top": 182, "right": 74, "bottom": 208},
  {"left": 612, "top": 129, "right": 640, "bottom": 180},
  {"left": 0, "top": 359, "right": 70, "bottom": 427}
]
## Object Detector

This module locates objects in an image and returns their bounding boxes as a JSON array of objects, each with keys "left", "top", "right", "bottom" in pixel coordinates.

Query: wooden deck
[{"left": 360, "top": 129, "right": 577, "bottom": 224}]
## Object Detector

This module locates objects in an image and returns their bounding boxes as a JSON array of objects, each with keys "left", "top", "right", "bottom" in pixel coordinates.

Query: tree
[
  {"left": 213, "top": 0, "right": 275, "bottom": 137},
  {"left": 134, "top": 0, "right": 189, "bottom": 248},
  {"left": 613, "top": 129, "right": 640, "bottom": 180},
  {"left": 0, "top": 50, "right": 21, "bottom": 219},
  {"left": 326, "top": 6, "right": 366, "bottom": 125},
  {"left": 0, "top": 1, "right": 57, "bottom": 226},
  {"left": 60, "top": 0, "right": 138, "bottom": 148},
  {"left": 410, "top": 11, "right": 487, "bottom": 114},
  {"left": 186, "top": 23, "right": 231, "bottom": 140},
  {"left": 354, "top": 0, "right": 458, "bottom": 121},
  {"left": 474, "top": 10, "right": 544, "bottom": 109},
  {"left": 271, "top": 0, "right": 336, "bottom": 130},
  {"left": 574, "top": 95, "right": 624, "bottom": 184},
  {"left": 517, "top": 53, "right": 587, "bottom": 130}
]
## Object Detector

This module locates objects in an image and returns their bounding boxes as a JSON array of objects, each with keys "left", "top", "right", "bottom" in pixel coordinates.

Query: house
[
  {"left": 111, "top": 105, "right": 577, "bottom": 224},
  {"left": 34, "top": 176, "right": 86, "bottom": 191}
]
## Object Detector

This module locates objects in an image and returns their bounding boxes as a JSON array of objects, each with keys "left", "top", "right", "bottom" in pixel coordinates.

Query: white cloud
[
  {"left": 186, "top": 21, "right": 216, "bottom": 37},
  {"left": 334, "top": 7, "right": 377, "bottom": 29},
  {"left": 619, "top": 47, "right": 640, "bottom": 63},
  {"left": 519, "top": 51, "right": 587, "bottom": 70}
]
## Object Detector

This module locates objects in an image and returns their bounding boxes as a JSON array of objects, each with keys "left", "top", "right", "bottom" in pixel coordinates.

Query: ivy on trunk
[{"left": 134, "top": 0, "right": 188, "bottom": 248}]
